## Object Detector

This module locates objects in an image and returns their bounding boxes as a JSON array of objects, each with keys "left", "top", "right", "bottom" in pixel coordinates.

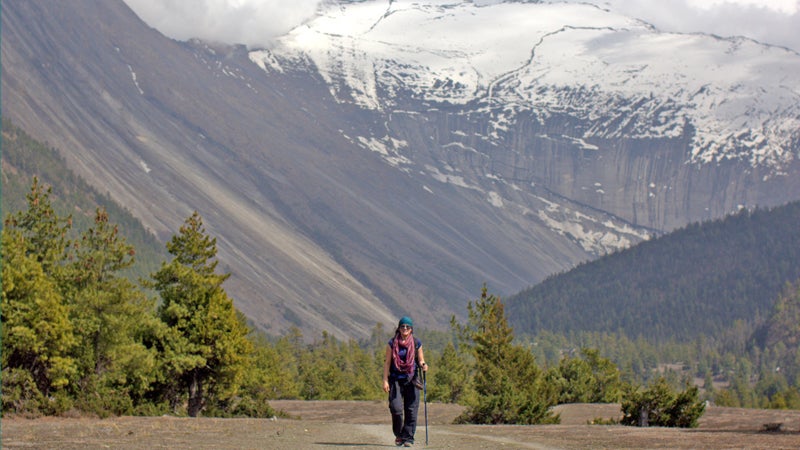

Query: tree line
[
  {"left": 505, "top": 198, "right": 800, "bottom": 411},
  {"left": 2, "top": 179, "right": 705, "bottom": 426}
]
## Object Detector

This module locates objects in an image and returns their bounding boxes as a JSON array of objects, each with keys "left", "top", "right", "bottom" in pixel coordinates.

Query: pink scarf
[{"left": 392, "top": 332, "right": 416, "bottom": 376}]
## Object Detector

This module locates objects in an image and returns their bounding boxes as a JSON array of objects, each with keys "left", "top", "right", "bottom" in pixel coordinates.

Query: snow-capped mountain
[
  {"left": 254, "top": 0, "right": 800, "bottom": 234},
  {"left": 256, "top": 0, "right": 800, "bottom": 171},
  {"left": 3, "top": 0, "right": 799, "bottom": 340}
]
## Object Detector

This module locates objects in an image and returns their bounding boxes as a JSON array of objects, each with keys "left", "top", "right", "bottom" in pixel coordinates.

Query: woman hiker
[{"left": 383, "top": 316, "right": 428, "bottom": 447}]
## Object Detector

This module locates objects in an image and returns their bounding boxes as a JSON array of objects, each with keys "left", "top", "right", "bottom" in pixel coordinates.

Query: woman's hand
[{"left": 383, "top": 379, "right": 390, "bottom": 393}]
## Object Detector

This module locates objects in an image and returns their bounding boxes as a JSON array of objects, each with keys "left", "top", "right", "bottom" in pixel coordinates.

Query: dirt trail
[{"left": 3, "top": 401, "right": 800, "bottom": 449}]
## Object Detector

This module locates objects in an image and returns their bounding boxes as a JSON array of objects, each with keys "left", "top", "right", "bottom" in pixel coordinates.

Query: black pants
[{"left": 388, "top": 379, "right": 419, "bottom": 442}]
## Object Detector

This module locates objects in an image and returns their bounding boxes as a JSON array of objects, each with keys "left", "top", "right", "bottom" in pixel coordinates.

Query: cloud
[
  {"left": 123, "top": 0, "right": 322, "bottom": 49},
  {"left": 592, "top": 0, "right": 800, "bottom": 52},
  {"left": 123, "top": 0, "right": 800, "bottom": 53}
]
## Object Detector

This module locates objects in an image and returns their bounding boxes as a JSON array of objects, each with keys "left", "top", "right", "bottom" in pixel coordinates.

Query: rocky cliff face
[
  {"left": 255, "top": 0, "right": 800, "bottom": 232},
  {"left": 3, "top": 0, "right": 798, "bottom": 339},
  {"left": 396, "top": 106, "right": 799, "bottom": 232}
]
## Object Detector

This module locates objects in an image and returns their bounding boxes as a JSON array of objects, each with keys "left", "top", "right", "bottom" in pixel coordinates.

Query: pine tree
[
  {"left": 429, "top": 342, "right": 472, "bottom": 404},
  {"left": 64, "top": 208, "right": 162, "bottom": 414},
  {"left": 1, "top": 229, "right": 77, "bottom": 399},
  {"left": 4, "top": 177, "right": 72, "bottom": 275},
  {"left": 621, "top": 377, "right": 705, "bottom": 427},
  {"left": 2, "top": 180, "right": 77, "bottom": 412},
  {"left": 151, "top": 211, "right": 252, "bottom": 416},
  {"left": 454, "top": 285, "right": 559, "bottom": 424},
  {"left": 298, "top": 331, "right": 349, "bottom": 400},
  {"left": 549, "top": 348, "right": 623, "bottom": 404},
  {"left": 237, "top": 332, "right": 300, "bottom": 411}
]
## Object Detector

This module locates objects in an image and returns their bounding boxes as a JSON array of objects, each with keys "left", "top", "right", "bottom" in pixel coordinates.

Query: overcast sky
[{"left": 122, "top": 0, "right": 800, "bottom": 52}]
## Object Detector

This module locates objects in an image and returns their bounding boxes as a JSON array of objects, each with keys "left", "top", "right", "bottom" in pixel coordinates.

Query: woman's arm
[
  {"left": 382, "top": 345, "right": 392, "bottom": 392},
  {"left": 418, "top": 347, "right": 428, "bottom": 372}
]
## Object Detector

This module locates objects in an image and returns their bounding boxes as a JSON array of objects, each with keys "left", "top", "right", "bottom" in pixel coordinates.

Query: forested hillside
[
  {"left": 506, "top": 202, "right": 800, "bottom": 343},
  {"left": 1, "top": 118, "right": 167, "bottom": 279},
  {"left": 3, "top": 119, "right": 798, "bottom": 415}
]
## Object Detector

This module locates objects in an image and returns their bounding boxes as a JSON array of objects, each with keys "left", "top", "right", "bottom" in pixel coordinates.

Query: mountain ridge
[{"left": 506, "top": 200, "right": 800, "bottom": 342}]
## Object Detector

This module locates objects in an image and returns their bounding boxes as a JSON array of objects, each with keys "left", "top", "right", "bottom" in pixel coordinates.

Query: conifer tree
[
  {"left": 454, "top": 285, "right": 559, "bottom": 424},
  {"left": 1, "top": 229, "right": 77, "bottom": 401},
  {"left": 237, "top": 332, "right": 299, "bottom": 410},
  {"left": 549, "top": 348, "right": 623, "bottom": 404},
  {"left": 4, "top": 177, "right": 72, "bottom": 275},
  {"left": 428, "top": 341, "right": 472, "bottom": 403},
  {"left": 2, "top": 180, "right": 76, "bottom": 412},
  {"left": 151, "top": 211, "right": 252, "bottom": 416},
  {"left": 621, "top": 377, "right": 705, "bottom": 427},
  {"left": 298, "top": 331, "right": 349, "bottom": 400},
  {"left": 64, "top": 208, "right": 162, "bottom": 414}
]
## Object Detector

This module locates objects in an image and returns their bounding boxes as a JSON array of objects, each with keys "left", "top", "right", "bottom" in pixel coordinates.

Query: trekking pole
[{"left": 423, "top": 370, "right": 428, "bottom": 446}]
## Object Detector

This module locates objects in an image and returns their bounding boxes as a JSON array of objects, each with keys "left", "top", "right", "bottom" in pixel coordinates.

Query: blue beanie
[{"left": 399, "top": 316, "right": 413, "bottom": 328}]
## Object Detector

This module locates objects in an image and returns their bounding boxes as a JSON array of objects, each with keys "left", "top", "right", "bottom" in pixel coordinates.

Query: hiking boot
[
  {"left": 403, "top": 441, "right": 414, "bottom": 447},
  {"left": 395, "top": 437, "right": 404, "bottom": 446}
]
